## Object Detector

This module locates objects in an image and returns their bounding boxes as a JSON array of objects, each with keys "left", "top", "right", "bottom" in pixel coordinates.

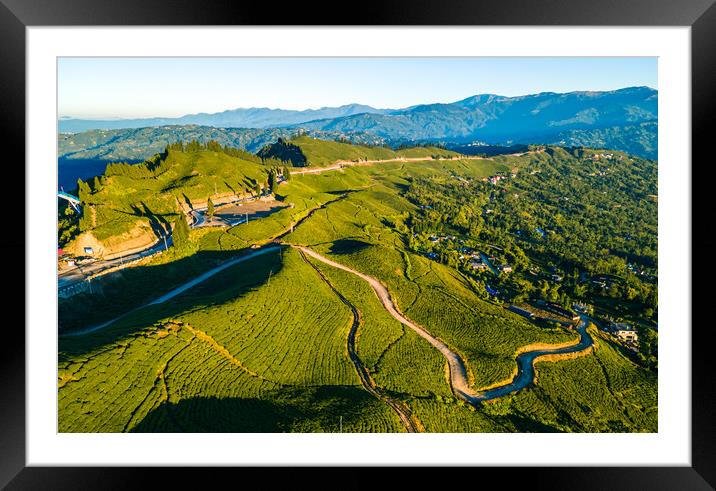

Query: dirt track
[
  {"left": 298, "top": 249, "right": 420, "bottom": 433},
  {"left": 290, "top": 155, "right": 489, "bottom": 175},
  {"left": 289, "top": 150, "right": 543, "bottom": 176},
  {"left": 296, "top": 246, "right": 481, "bottom": 402},
  {"left": 296, "top": 246, "right": 594, "bottom": 406}
]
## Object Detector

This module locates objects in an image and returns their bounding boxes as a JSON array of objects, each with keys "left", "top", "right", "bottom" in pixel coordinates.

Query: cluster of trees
[
  {"left": 399, "top": 147, "right": 658, "bottom": 323},
  {"left": 396, "top": 141, "right": 448, "bottom": 150},
  {"left": 105, "top": 152, "right": 172, "bottom": 179},
  {"left": 57, "top": 201, "right": 80, "bottom": 246},
  {"left": 251, "top": 167, "right": 285, "bottom": 197},
  {"left": 166, "top": 139, "right": 287, "bottom": 167},
  {"left": 256, "top": 138, "right": 308, "bottom": 167}
]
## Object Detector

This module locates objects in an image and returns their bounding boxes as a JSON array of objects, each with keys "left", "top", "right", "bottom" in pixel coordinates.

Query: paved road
[
  {"left": 59, "top": 238, "right": 169, "bottom": 288},
  {"left": 470, "top": 316, "right": 593, "bottom": 402},
  {"left": 58, "top": 196, "right": 257, "bottom": 289},
  {"left": 297, "top": 246, "right": 594, "bottom": 406},
  {"left": 63, "top": 245, "right": 282, "bottom": 336}
]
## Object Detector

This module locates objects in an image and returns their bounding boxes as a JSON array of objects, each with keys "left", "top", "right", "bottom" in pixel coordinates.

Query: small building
[
  {"left": 609, "top": 322, "right": 639, "bottom": 343},
  {"left": 498, "top": 264, "right": 513, "bottom": 273},
  {"left": 83, "top": 247, "right": 94, "bottom": 255}
]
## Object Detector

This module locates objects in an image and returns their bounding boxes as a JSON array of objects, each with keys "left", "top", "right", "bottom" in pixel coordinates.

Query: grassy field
[
  {"left": 477, "top": 328, "right": 658, "bottom": 432},
  {"left": 59, "top": 138, "right": 658, "bottom": 433},
  {"left": 283, "top": 171, "right": 576, "bottom": 390},
  {"left": 59, "top": 247, "right": 405, "bottom": 432},
  {"left": 289, "top": 135, "right": 459, "bottom": 167}
]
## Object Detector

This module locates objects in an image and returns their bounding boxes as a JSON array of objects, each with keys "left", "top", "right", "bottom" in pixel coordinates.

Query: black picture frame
[{"left": 2, "top": 0, "right": 713, "bottom": 488}]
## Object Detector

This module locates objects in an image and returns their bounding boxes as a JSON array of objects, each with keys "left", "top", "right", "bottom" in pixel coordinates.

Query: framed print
[{"left": 3, "top": 0, "right": 714, "bottom": 488}]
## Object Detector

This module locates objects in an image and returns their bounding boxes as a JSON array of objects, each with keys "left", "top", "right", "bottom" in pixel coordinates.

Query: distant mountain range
[
  {"left": 58, "top": 104, "right": 389, "bottom": 133},
  {"left": 58, "top": 87, "right": 658, "bottom": 160},
  {"left": 289, "top": 87, "right": 657, "bottom": 147}
]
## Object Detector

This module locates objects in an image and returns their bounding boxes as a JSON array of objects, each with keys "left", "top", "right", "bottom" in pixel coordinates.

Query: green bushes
[{"left": 59, "top": 142, "right": 657, "bottom": 433}]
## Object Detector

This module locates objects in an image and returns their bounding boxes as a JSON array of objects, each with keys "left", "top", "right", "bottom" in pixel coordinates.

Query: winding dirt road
[
  {"left": 289, "top": 149, "right": 543, "bottom": 177},
  {"left": 298, "top": 249, "right": 419, "bottom": 433},
  {"left": 297, "top": 246, "right": 594, "bottom": 406},
  {"left": 290, "top": 155, "right": 488, "bottom": 176},
  {"left": 297, "top": 246, "right": 482, "bottom": 402}
]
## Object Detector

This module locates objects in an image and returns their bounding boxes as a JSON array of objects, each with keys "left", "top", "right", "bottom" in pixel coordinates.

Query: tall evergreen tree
[
  {"left": 207, "top": 197, "right": 215, "bottom": 220},
  {"left": 268, "top": 170, "right": 278, "bottom": 193},
  {"left": 172, "top": 210, "right": 190, "bottom": 250}
]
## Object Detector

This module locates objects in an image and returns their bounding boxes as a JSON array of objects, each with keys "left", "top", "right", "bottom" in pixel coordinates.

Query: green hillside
[
  {"left": 58, "top": 138, "right": 658, "bottom": 433},
  {"left": 259, "top": 135, "right": 460, "bottom": 167},
  {"left": 59, "top": 143, "right": 276, "bottom": 248}
]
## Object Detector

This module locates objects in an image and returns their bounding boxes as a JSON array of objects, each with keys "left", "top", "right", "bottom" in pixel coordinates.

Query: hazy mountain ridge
[
  {"left": 291, "top": 87, "right": 657, "bottom": 147},
  {"left": 58, "top": 125, "right": 386, "bottom": 162},
  {"left": 59, "top": 103, "right": 389, "bottom": 133},
  {"left": 58, "top": 87, "right": 658, "bottom": 161}
]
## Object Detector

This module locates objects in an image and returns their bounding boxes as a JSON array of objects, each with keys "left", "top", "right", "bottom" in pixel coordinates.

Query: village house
[{"left": 608, "top": 322, "right": 639, "bottom": 343}]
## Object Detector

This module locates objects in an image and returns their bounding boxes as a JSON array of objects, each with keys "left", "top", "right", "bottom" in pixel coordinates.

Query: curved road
[
  {"left": 470, "top": 317, "right": 593, "bottom": 402},
  {"left": 63, "top": 246, "right": 282, "bottom": 337},
  {"left": 289, "top": 150, "right": 543, "bottom": 177},
  {"left": 58, "top": 197, "right": 251, "bottom": 290},
  {"left": 297, "top": 246, "right": 594, "bottom": 406},
  {"left": 298, "top": 249, "right": 419, "bottom": 432}
]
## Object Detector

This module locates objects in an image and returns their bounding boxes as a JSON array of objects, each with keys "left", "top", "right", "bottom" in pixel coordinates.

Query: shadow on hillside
[
  {"left": 58, "top": 246, "right": 285, "bottom": 360},
  {"left": 128, "top": 201, "right": 172, "bottom": 237},
  {"left": 329, "top": 239, "right": 372, "bottom": 255},
  {"left": 130, "top": 385, "right": 387, "bottom": 433}
]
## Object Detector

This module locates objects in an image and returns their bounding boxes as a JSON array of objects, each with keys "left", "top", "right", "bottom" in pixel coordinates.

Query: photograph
[{"left": 56, "top": 56, "right": 659, "bottom": 434}]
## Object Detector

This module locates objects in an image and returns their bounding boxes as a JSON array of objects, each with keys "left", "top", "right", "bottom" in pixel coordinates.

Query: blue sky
[{"left": 58, "top": 57, "right": 657, "bottom": 119}]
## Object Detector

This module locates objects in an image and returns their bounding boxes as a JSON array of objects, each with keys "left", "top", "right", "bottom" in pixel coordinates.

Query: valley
[{"left": 57, "top": 135, "right": 658, "bottom": 433}]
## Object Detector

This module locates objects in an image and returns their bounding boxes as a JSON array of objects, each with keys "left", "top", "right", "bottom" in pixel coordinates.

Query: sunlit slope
[
  {"left": 59, "top": 140, "right": 657, "bottom": 433},
  {"left": 276, "top": 135, "right": 461, "bottom": 167},
  {"left": 484, "top": 328, "right": 658, "bottom": 432},
  {"left": 282, "top": 170, "right": 575, "bottom": 389},
  {"left": 65, "top": 148, "right": 271, "bottom": 245},
  {"left": 59, "top": 248, "right": 405, "bottom": 432}
]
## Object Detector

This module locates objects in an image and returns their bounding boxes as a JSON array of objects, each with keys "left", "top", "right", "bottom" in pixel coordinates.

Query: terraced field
[
  {"left": 59, "top": 138, "right": 657, "bottom": 433},
  {"left": 59, "top": 248, "right": 405, "bottom": 432}
]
